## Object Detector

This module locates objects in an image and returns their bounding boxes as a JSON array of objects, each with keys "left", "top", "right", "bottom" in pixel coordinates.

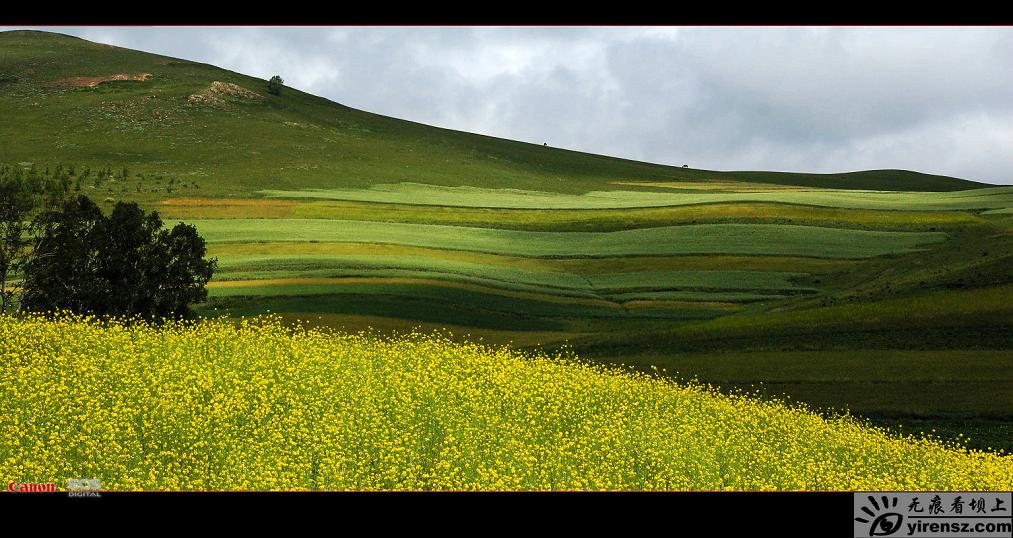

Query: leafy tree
[
  {"left": 20, "top": 196, "right": 106, "bottom": 315},
  {"left": 147, "top": 222, "right": 216, "bottom": 318},
  {"left": 20, "top": 196, "right": 216, "bottom": 320},
  {"left": 0, "top": 181, "right": 39, "bottom": 312},
  {"left": 267, "top": 75, "right": 284, "bottom": 96},
  {"left": 90, "top": 202, "right": 163, "bottom": 316}
]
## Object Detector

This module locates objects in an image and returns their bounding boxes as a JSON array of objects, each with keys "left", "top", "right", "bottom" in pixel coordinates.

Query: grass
[
  {"left": 210, "top": 254, "right": 811, "bottom": 297},
  {"left": 678, "top": 285, "right": 1013, "bottom": 340},
  {"left": 584, "top": 270, "right": 809, "bottom": 292},
  {"left": 190, "top": 219, "right": 947, "bottom": 259},
  {"left": 261, "top": 183, "right": 1013, "bottom": 210},
  {"left": 613, "top": 346, "right": 1013, "bottom": 453},
  {"left": 206, "top": 242, "right": 859, "bottom": 274},
  {"left": 212, "top": 256, "right": 600, "bottom": 295},
  {"left": 595, "top": 349, "right": 1012, "bottom": 416},
  {"left": 563, "top": 286, "right": 1013, "bottom": 450},
  {"left": 3, "top": 314, "right": 1010, "bottom": 491},
  {"left": 570, "top": 285, "right": 1013, "bottom": 353},
  {"left": 154, "top": 197, "right": 993, "bottom": 233},
  {"left": 609, "top": 291, "right": 790, "bottom": 303},
  {"left": 205, "top": 282, "right": 728, "bottom": 327}
]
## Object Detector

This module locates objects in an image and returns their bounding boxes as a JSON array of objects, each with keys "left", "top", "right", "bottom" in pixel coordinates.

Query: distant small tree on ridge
[{"left": 267, "top": 75, "right": 284, "bottom": 96}]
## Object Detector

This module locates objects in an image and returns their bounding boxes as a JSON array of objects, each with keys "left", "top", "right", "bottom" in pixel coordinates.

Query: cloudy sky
[{"left": 15, "top": 26, "right": 1013, "bottom": 184}]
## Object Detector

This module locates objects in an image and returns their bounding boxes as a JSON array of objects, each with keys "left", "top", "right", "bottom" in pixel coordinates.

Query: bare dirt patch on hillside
[
  {"left": 53, "top": 72, "right": 151, "bottom": 87},
  {"left": 188, "top": 81, "right": 265, "bottom": 107}
]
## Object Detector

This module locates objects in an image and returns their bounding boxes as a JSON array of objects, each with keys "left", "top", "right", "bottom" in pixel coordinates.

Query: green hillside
[{"left": 0, "top": 30, "right": 989, "bottom": 194}]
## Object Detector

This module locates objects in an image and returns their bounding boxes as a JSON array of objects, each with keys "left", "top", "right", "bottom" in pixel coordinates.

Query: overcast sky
[{"left": 13, "top": 26, "right": 1013, "bottom": 184}]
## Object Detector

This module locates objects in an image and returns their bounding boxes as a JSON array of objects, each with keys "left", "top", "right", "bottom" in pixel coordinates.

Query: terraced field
[
  {"left": 162, "top": 181, "right": 1013, "bottom": 453},
  {"left": 192, "top": 219, "right": 946, "bottom": 258},
  {"left": 186, "top": 190, "right": 947, "bottom": 336},
  {"left": 260, "top": 182, "right": 1013, "bottom": 210}
]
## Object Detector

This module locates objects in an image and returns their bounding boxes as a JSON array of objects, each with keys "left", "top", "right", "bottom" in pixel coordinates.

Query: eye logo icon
[{"left": 855, "top": 495, "right": 903, "bottom": 536}]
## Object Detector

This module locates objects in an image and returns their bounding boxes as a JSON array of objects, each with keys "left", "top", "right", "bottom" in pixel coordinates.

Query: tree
[
  {"left": 147, "top": 222, "right": 216, "bottom": 318},
  {"left": 0, "top": 180, "right": 39, "bottom": 313},
  {"left": 267, "top": 75, "right": 284, "bottom": 96},
  {"left": 20, "top": 196, "right": 217, "bottom": 320},
  {"left": 19, "top": 195, "right": 106, "bottom": 315},
  {"left": 91, "top": 202, "right": 165, "bottom": 316}
]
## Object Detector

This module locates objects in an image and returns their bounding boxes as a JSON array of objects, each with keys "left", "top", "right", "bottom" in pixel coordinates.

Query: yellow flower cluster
[{"left": 1, "top": 314, "right": 1010, "bottom": 491}]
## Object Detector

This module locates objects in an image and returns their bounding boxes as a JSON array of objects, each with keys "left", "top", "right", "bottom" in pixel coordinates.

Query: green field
[
  {"left": 155, "top": 198, "right": 992, "bottom": 232},
  {"left": 190, "top": 219, "right": 947, "bottom": 258},
  {"left": 210, "top": 254, "right": 811, "bottom": 296},
  {"left": 2, "top": 29, "right": 1012, "bottom": 472},
  {"left": 261, "top": 183, "right": 1013, "bottom": 211}
]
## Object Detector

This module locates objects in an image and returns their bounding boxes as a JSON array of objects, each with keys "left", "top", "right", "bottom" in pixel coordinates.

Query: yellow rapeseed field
[{"left": 1, "top": 314, "right": 1010, "bottom": 491}]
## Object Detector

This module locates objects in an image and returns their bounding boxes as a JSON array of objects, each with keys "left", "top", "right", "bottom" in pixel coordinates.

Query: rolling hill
[{"left": 0, "top": 30, "right": 990, "bottom": 194}]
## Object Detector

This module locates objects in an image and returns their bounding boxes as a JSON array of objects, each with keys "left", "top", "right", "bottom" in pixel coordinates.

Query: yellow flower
[{"left": 0, "top": 312, "right": 1010, "bottom": 491}]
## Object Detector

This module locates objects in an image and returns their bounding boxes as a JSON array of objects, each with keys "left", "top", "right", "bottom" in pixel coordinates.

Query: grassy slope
[{"left": 0, "top": 30, "right": 989, "bottom": 195}]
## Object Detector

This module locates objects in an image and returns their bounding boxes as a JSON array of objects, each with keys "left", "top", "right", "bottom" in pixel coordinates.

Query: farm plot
[
  {"left": 260, "top": 183, "right": 1013, "bottom": 211},
  {"left": 156, "top": 198, "right": 989, "bottom": 232},
  {"left": 211, "top": 254, "right": 812, "bottom": 298},
  {"left": 190, "top": 219, "right": 947, "bottom": 259}
]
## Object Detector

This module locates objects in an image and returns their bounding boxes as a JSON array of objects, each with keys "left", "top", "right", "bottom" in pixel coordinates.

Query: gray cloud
[{"left": 9, "top": 26, "right": 1013, "bottom": 184}]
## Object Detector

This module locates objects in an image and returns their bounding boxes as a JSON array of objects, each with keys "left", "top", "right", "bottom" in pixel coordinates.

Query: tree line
[
  {"left": 0, "top": 162, "right": 198, "bottom": 196},
  {"left": 0, "top": 165, "right": 216, "bottom": 319}
]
